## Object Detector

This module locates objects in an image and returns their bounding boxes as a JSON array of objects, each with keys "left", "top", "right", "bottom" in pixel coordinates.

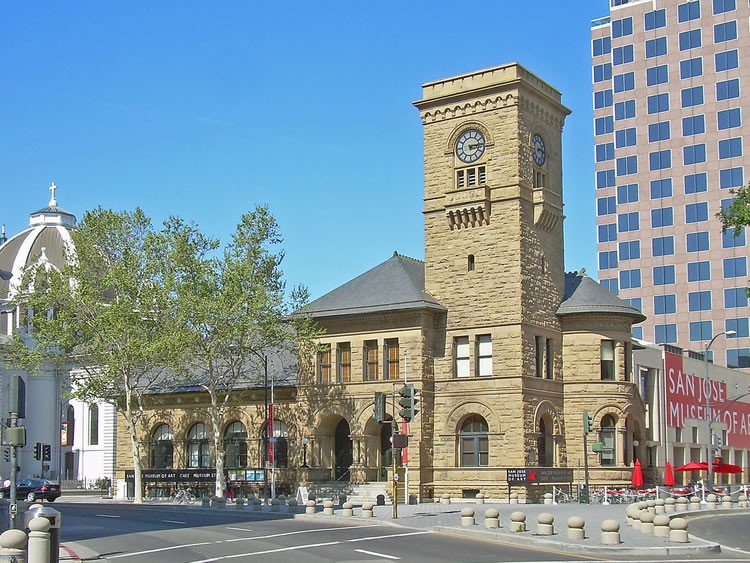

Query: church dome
[{"left": 0, "top": 183, "right": 77, "bottom": 303}]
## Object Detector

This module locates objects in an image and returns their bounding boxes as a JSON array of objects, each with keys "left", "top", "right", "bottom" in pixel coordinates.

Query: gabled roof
[
  {"left": 557, "top": 271, "right": 646, "bottom": 323},
  {"left": 304, "top": 252, "right": 446, "bottom": 319}
]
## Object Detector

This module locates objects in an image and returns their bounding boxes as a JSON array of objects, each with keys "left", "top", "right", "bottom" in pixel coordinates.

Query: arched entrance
[
  {"left": 379, "top": 419, "right": 394, "bottom": 481},
  {"left": 334, "top": 419, "right": 353, "bottom": 480}
]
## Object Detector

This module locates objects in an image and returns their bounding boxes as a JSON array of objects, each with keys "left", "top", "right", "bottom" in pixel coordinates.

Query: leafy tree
[
  {"left": 7, "top": 208, "right": 182, "bottom": 504},
  {"left": 719, "top": 183, "right": 750, "bottom": 234},
  {"left": 156, "top": 206, "right": 320, "bottom": 498}
]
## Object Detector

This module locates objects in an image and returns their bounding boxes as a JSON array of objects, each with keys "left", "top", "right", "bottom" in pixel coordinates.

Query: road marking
[
  {"left": 225, "top": 527, "right": 253, "bottom": 532},
  {"left": 161, "top": 519, "right": 186, "bottom": 525},
  {"left": 95, "top": 514, "right": 120, "bottom": 518},
  {"left": 355, "top": 548, "right": 400, "bottom": 560}
]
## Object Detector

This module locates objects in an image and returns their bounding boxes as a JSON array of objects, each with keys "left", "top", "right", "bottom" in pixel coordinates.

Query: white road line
[
  {"left": 355, "top": 548, "right": 400, "bottom": 560},
  {"left": 225, "top": 527, "right": 253, "bottom": 532},
  {"left": 161, "top": 519, "right": 186, "bottom": 525},
  {"left": 95, "top": 514, "right": 120, "bottom": 518}
]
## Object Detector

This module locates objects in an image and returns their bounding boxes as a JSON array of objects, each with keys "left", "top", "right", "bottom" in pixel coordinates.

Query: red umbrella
[
  {"left": 675, "top": 461, "right": 706, "bottom": 472},
  {"left": 631, "top": 459, "right": 644, "bottom": 488},
  {"left": 712, "top": 461, "right": 742, "bottom": 474},
  {"left": 664, "top": 461, "right": 675, "bottom": 487}
]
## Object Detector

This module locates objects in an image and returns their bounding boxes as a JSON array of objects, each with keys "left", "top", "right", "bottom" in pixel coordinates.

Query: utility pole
[{"left": 391, "top": 384, "right": 398, "bottom": 519}]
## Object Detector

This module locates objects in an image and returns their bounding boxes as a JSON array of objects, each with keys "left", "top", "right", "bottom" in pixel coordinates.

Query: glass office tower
[{"left": 592, "top": 0, "right": 750, "bottom": 367}]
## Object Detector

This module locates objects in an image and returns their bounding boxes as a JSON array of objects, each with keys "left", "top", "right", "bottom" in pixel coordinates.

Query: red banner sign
[{"left": 665, "top": 351, "right": 750, "bottom": 448}]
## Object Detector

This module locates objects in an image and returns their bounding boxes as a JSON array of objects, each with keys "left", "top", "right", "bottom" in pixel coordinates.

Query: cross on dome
[{"left": 49, "top": 182, "right": 58, "bottom": 207}]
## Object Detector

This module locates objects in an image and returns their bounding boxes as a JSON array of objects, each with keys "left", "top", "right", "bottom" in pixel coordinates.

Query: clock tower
[{"left": 414, "top": 63, "right": 571, "bottom": 468}]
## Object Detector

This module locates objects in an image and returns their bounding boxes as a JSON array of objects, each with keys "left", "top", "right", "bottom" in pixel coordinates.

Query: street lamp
[
  {"left": 301, "top": 437, "right": 309, "bottom": 468},
  {"left": 704, "top": 329, "right": 736, "bottom": 494}
]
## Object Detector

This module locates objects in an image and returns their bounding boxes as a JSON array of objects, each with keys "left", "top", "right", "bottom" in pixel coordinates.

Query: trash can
[
  {"left": 24, "top": 505, "right": 61, "bottom": 563},
  {"left": 578, "top": 485, "right": 589, "bottom": 504},
  {"left": 408, "top": 494, "right": 418, "bottom": 505}
]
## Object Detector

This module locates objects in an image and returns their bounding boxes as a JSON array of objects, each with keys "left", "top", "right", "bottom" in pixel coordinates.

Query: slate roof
[
  {"left": 557, "top": 271, "right": 646, "bottom": 323},
  {"left": 304, "top": 252, "right": 446, "bottom": 319}
]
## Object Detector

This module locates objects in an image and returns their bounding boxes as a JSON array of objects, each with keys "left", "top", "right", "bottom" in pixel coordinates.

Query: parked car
[{"left": 0, "top": 479, "right": 61, "bottom": 502}]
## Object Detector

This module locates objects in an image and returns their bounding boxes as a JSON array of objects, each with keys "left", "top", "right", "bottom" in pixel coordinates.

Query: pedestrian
[{"left": 225, "top": 476, "right": 234, "bottom": 501}]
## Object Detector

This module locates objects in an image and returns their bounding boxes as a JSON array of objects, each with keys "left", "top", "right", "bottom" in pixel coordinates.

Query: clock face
[
  {"left": 532, "top": 134, "right": 546, "bottom": 166},
  {"left": 455, "top": 129, "right": 486, "bottom": 163}
]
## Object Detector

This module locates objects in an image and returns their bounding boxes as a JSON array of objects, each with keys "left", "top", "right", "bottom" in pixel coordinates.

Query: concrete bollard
[
  {"left": 212, "top": 496, "right": 226, "bottom": 509},
  {"left": 653, "top": 514, "right": 670, "bottom": 537},
  {"left": 689, "top": 496, "right": 701, "bottom": 511},
  {"left": 305, "top": 499, "right": 317, "bottom": 515},
  {"left": 271, "top": 499, "right": 280, "bottom": 512},
  {"left": 510, "top": 511, "right": 526, "bottom": 532},
  {"left": 567, "top": 516, "right": 585, "bottom": 540},
  {"left": 287, "top": 499, "right": 298, "bottom": 513},
  {"left": 323, "top": 500, "right": 334, "bottom": 516},
  {"left": 0, "top": 528, "right": 26, "bottom": 561},
  {"left": 201, "top": 497, "right": 211, "bottom": 508},
  {"left": 342, "top": 501, "right": 354, "bottom": 517},
  {"left": 739, "top": 494, "right": 748, "bottom": 508},
  {"left": 630, "top": 506, "right": 642, "bottom": 530},
  {"left": 362, "top": 502, "right": 374, "bottom": 518},
  {"left": 440, "top": 493, "right": 451, "bottom": 505},
  {"left": 484, "top": 508, "right": 500, "bottom": 529},
  {"left": 655, "top": 499, "right": 665, "bottom": 514},
  {"left": 625, "top": 503, "right": 639, "bottom": 526},
  {"left": 475, "top": 493, "right": 485, "bottom": 505},
  {"left": 235, "top": 498, "right": 245, "bottom": 510},
  {"left": 28, "top": 516, "right": 51, "bottom": 563},
  {"left": 646, "top": 499, "right": 656, "bottom": 513},
  {"left": 669, "top": 517, "right": 689, "bottom": 543},
  {"left": 706, "top": 493, "right": 718, "bottom": 509},
  {"left": 461, "top": 507, "right": 475, "bottom": 527},
  {"left": 639, "top": 510, "right": 655, "bottom": 535},
  {"left": 253, "top": 498, "right": 263, "bottom": 511},
  {"left": 722, "top": 495, "right": 732, "bottom": 509},
  {"left": 664, "top": 497, "right": 676, "bottom": 513},
  {"left": 676, "top": 496, "right": 689, "bottom": 512},
  {"left": 601, "top": 519, "right": 621, "bottom": 545},
  {"left": 536, "top": 512, "right": 554, "bottom": 536},
  {"left": 543, "top": 492, "right": 553, "bottom": 505},
  {"left": 510, "top": 493, "right": 519, "bottom": 504}
]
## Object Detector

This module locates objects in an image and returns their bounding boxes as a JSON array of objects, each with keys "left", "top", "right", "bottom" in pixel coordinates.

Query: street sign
[{"left": 507, "top": 468, "right": 574, "bottom": 484}]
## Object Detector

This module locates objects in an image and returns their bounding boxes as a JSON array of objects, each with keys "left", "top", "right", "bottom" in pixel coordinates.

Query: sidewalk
[{"left": 55, "top": 494, "right": 736, "bottom": 560}]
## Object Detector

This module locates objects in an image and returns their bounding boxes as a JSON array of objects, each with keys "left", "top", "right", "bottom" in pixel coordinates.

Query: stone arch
[
  {"left": 446, "top": 120, "right": 494, "bottom": 156},
  {"left": 444, "top": 401, "right": 499, "bottom": 435},
  {"left": 533, "top": 400, "right": 562, "bottom": 436}
]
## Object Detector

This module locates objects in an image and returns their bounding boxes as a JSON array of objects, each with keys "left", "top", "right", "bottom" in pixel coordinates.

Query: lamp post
[
  {"left": 301, "top": 437, "right": 309, "bottom": 468},
  {"left": 704, "top": 330, "right": 736, "bottom": 494}
]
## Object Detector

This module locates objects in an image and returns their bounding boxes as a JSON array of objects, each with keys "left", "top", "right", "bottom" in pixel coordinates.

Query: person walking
[{"left": 225, "top": 476, "right": 235, "bottom": 502}]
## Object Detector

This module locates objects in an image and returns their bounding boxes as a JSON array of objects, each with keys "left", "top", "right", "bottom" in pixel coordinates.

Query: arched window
[
  {"left": 66, "top": 405, "right": 75, "bottom": 447},
  {"left": 600, "top": 415, "right": 616, "bottom": 466},
  {"left": 459, "top": 415, "right": 488, "bottom": 467},
  {"left": 187, "top": 423, "right": 210, "bottom": 468},
  {"left": 262, "top": 420, "right": 288, "bottom": 468},
  {"left": 151, "top": 424, "right": 173, "bottom": 469},
  {"left": 537, "top": 418, "right": 553, "bottom": 467},
  {"left": 88, "top": 404, "right": 99, "bottom": 446},
  {"left": 224, "top": 421, "right": 248, "bottom": 468}
]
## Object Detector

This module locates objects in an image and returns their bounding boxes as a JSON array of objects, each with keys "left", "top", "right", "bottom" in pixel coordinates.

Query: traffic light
[
  {"left": 714, "top": 433, "right": 723, "bottom": 448},
  {"left": 373, "top": 392, "right": 386, "bottom": 423},
  {"left": 34, "top": 442, "right": 42, "bottom": 460},
  {"left": 398, "top": 384, "right": 419, "bottom": 422},
  {"left": 42, "top": 444, "right": 51, "bottom": 462},
  {"left": 3, "top": 449, "right": 9, "bottom": 462},
  {"left": 583, "top": 411, "right": 594, "bottom": 434}
]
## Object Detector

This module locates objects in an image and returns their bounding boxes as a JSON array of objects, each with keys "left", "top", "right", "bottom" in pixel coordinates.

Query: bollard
[
  {"left": 253, "top": 498, "right": 263, "bottom": 511},
  {"left": 201, "top": 497, "right": 211, "bottom": 508},
  {"left": 28, "top": 516, "right": 51, "bottom": 563},
  {"left": 689, "top": 496, "right": 701, "bottom": 511},
  {"left": 510, "top": 493, "right": 519, "bottom": 505},
  {"left": 646, "top": 499, "right": 656, "bottom": 513},
  {"left": 460, "top": 507, "right": 475, "bottom": 527},
  {"left": 305, "top": 499, "right": 316, "bottom": 515},
  {"left": 676, "top": 496, "right": 689, "bottom": 512},
  {"left": 484, "top": 508, "right": 500, "bottom": 529},
  {"left": 510, "top": 511, "right": 526, "bottom": 532},
  {"left": 639, "top": 510, "right": 655, "bottom": 535},
  {"left": 475, "top": 493, "right": 485, "bottom": 505},
  {"left": 631, "top": 506, "right": 642, "bottom": 531},
  {"left": 536, "top": 512, "right": 554, "bottom": 536},
  {"left": 287, "top": 499, "right": 298, "bottom": 513},
  {"left": 655, "top": 498, "right": 665, "bottom": 514},
  {"left": 212, "top": 496, "right": 226, "bottom": 509},
  {"left": 543, "top": 492, "right": 553, "bottom": 505},
  {"left": 653, "top": 514, "right": 670, "bottom": 538},
  {"left": 0, "top": 529, "right": 26, "bottom": 561},
  {"left": 625, "top": 503, "right": 638, "bottom": 526},
  {"left": 664, "top": 497, "right": 676, "bottom": 513},
  {"left": 601, "top": 519, "right": 621, "bottom": 545},
  {"left": 342, "top": 501, "right": 354, "bottom": 517},
  {"left": 376, "top": 494, "right": 385, "bottom": 506},
  {"left": 440, "top": 493, "right": 451, "bottom": 505},
  {"left": 669, "top": 517, "right": 689, "bottom": 543},
  {"left": 567, "top": 516, "right": 585, "bottom": 540},
  {"left": 739, "top": 494, "right": 748, "bottom": 508},
  {"left": 24, "top": 504, "right": 61, "bottom": 563},
  {"left": 722, "top": 495, "right": 732, "bottom": 509},
  {"left": 235, "top": 497, "right": 245, "bottom": 510},
  {"left": 271, "top": 499, "right": 280, "bottom": 512},
  {"left": 706, "top": 493, "right": 717, "bottom": 510},
  {"left": 362, "top": 502, "right": 374, "bottom": 518},
  {"left": 323, "top": 500, "right": 334, "bottom": 516}
]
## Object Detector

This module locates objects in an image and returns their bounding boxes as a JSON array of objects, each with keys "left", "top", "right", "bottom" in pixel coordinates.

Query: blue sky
[{"left": 1, "top": 1, "right": 610, "bottom": 300}]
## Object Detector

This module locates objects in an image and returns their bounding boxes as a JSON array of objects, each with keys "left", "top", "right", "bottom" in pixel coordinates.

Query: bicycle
[{"left": 173, "top": 488, "right": 196, "bottom": 504}]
